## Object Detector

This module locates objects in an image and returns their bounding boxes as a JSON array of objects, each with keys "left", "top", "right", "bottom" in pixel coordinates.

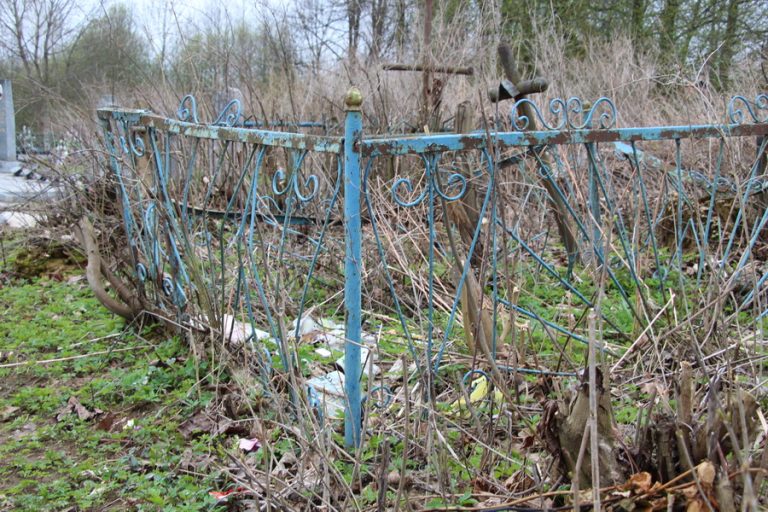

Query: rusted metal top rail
[
  {"left": 97, "top": 108, "right": 343, "bottom": 154},
  {"left": 360, "top": 123, "right": 768, "bottom": 157}
]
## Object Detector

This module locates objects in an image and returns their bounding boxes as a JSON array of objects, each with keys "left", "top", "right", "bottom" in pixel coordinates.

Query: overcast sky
[
  {"left": 79, "top": 0, "right": 281, "bottom": 59},
  {"left": 97, "top": 0, "right": 275, "bottom": 29}
]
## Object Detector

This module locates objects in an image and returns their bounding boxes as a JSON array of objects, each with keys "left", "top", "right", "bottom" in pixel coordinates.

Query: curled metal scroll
[
  {"left": 571, "top": 97, "right": 617, "bottom": 129},
  {"left": 462, "top": 368, "right": 490, "bottom": 388},
  {"left": 510, "top": 98, "right": 566, "bottom": 130},
  {"left": 392, "top": 155, "right": 467, "bottom": 207},
  {"left": 364, "top": 386, "right": 394, "bottom": 409},
  {"left": 294, "top": 174, "right": 319, "bottom": 202},
  {"left": 510, "top": 96, "right": 617, "bottom": 130},
  {"left": 271, "top": 168, "right": 291, "bottom": 196},
  {"left": 392, "top": 175, "right": 428, "bottom": 207},
  {"left": 257, "top": 194, "right": 284, "bottom": 217},
  {"left": 161, "top": 275, "right": 187, "bottom": 307},
  {"left": 118, "top": 133, "right": 146, "bottom": 157},
  {"left": 728, "top": 94, "right": 768, "bottom": 124},
  {"left": 161, "top": 275, "right": 175, "bottom": 297},
  {"left": 143, "top": 202, "right": 161, "bottom": 278},
  {"left": 435, "top": 166, "right": 468, "bottom": 201},
  {"left": 119, "top": 135, "right": 130, "bottom": 154},
  {"left": 213, "top": 99, "right": 243, "bottom": 127},
  {"left": 136, "top": 263, "right": 147, "bottom": 282},
  {"left": 129, "top": 133, "right": 146, "bottom": 157},
  {"left": 177, "top": 95, "right": 200, "bottom": 124},
  {"left": 177, "top": 94, "right": 243, "bottom": 126},
  {"left": 118, "top": 120, "right": 146, "bottom": 157},
  {"left": 269, "top": 153, "right": 318, "bottom": 204}
]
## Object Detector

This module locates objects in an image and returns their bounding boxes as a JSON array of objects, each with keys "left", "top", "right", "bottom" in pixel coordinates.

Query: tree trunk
[
  {"left": 347, "top": 0, "right": 361, "bottom": 62},
  {"left": 659, "top": 0, "right": 681, "bottom": 66},
  {"left": 714, "top": 0, "right": 740, "bottom": 89}
]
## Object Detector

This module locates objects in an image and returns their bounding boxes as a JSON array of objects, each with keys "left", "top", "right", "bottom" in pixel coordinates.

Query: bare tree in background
[
  {"left": 347, "top": 0, "right": 362, "bottom": 61},
  {"left": 292, "top": 0, "right": 346, "bottom": 74},
  {"left": 0, "top": 0, "right": 79, "bottom": 87},
  {"left": 0, "top": 0, "right": 84, "bottom": 135}
]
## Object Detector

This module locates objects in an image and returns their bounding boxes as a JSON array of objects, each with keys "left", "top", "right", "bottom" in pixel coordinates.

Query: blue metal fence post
[{"left": 343, "top": 87, "right": 363, "bottom": 448}]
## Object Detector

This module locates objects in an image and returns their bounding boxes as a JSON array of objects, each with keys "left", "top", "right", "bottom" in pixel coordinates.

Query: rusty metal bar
[
  {"left": 360, "top": 123, "right": 768, "bottom": 157},
  {"left": 97, "top": 109, "right": 342, "bottom": 153},
  {"left": 488, "top": 78, "right": 549, "bottom": 102},
  {"left": 382, "top": 63, "right": 474, "bottom": 76}
]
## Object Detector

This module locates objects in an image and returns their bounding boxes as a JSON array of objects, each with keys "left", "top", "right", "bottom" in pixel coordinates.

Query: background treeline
[{"left": 0, "top": 0, "right": 766, "bottom": 138}]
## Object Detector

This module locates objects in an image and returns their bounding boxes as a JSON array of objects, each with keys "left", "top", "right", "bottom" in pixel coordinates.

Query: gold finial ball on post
[{"left": 345, "top": 87, "right": 363, "bottom": 111}]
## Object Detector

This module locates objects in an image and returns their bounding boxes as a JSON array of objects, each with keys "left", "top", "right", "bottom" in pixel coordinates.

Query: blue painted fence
[{"left": 98, "top": 90, "right": 768, "bottom": 447}]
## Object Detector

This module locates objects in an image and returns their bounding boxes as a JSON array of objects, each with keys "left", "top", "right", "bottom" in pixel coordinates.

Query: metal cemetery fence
[{"left": 98, "top": 90, "right": 768, "bottom": 447}]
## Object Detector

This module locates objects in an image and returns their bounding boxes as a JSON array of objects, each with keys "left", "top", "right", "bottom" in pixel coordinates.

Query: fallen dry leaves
[{"left": 55, "top": 396, "right": 102, "bottom": 422}]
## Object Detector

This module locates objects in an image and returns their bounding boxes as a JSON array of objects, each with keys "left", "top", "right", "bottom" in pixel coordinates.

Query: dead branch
[{"left": 75, "top": 216, "right": 139, "bottom": 321}]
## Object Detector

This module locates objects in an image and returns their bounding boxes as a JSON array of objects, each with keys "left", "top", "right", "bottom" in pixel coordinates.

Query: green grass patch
[{"left": 0, "top": 266, "right": 221, "bottom": 510}]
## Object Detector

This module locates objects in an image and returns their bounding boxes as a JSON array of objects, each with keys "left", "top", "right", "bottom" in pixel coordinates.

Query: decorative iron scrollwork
[
  {"left": 178, "top": 94, "right": 243, "bottom": 126},
  {"left": 510, "top": 96, "right": 617, "bottom": 130},
  {"left": 294, "top": 174, "right": 319, "bottom": 202},
  {"left": 161, "top": 275, "right": 175, "bottom": 296},
  {"left": 213, "top": 99, "right": 243, "bottom": 127},
  {"left": 365, "top": 386, "right": 393, "bottom": 408},
  {"left": 117, "top": 118, "right": 146, "bottom": 157},
  {"left": 392, "top": 175, "right": 427, "bottom": 207},
  {"left": 269, "top": 152, "right": 318, "bottom": 206},
  {"left": 160, "top": 275, "right": 187, "bottom": 306},
  {"left": 573, "top": 97, "right": 617, "bottom": 129},
  {"left": 435, "top": 166, "right": 468, "bottom": 202},
  {"left": 136, "top": 263, "right": 147, "bottom": 282},
  {"left": 392, "top": 155, "right": 467, "bottom": 207},
  {"left": 128, "top": 133, "right": 145, "bottom": 157},
  {"left": 177, "top": 95, "right": 199, "bottom": 124},
  {"left": 119, "top": 135, "right": 130, "bottom": 154},
  {"left": 728, "top": 94, "right": 768, "bottom": 124},
  {"left": 119, "top": 132, "right": 145, "bottom": 157},
  {"left": 257, "top": 195, "right": 283, "bottom": 216}
]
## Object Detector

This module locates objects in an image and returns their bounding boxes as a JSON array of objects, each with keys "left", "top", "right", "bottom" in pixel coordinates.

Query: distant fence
[{"left": 98, "top": 91, "right": 768, "bottom": 447}]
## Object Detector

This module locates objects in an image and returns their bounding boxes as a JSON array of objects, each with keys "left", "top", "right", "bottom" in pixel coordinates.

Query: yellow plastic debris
[{"left": 448, "top": 375, "right": 503, "bottom": 418}]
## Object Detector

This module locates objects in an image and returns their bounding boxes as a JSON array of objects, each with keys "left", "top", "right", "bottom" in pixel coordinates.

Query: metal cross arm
[{"left": 490, "top": 44, "right": 580, "bottom": 269}]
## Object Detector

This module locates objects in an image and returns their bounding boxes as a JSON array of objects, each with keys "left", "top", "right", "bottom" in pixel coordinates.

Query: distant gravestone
[
  {"left": 0, "top": 79, "right": 16, "bottom": 163},
  {"left": 98, "top": 94, "right": 117, "bottom": 108}
]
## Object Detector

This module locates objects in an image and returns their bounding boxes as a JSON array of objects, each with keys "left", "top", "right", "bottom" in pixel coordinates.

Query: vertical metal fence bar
[
  {"left": 343, "top": 88, "right": 363, "bottom": 447},
  {"left": 587, "top": 142, "right": 603, "bottom": 260}
]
